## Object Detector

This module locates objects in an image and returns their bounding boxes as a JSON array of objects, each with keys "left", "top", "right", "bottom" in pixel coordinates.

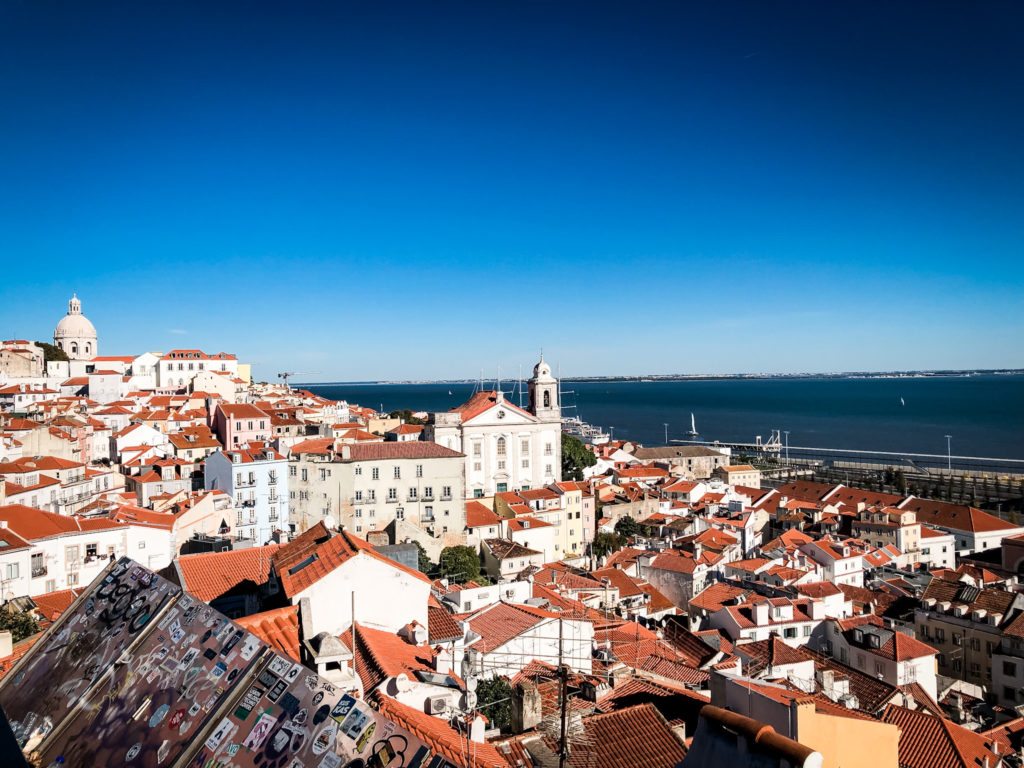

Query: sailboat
[
  {"left": 448, "top": 390, "right": 453, "bottom": 395},
  {"left": 899, "top": 397, "right": 905, "bottom": 406},
  {"left": 686, "top": 412, "right": 699, "bottom": 436}
]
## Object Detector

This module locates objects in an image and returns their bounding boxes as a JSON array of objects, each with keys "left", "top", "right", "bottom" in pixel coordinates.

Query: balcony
[
  {"left": 385, "top": 497, "right": 399, "bottom": 504},
  {"left": 241, "top": 499, "right": 256, "bottom": 508},
  {"left": 421, "top": 494, "right": 435, "bottom": 502},
  {"left": 31, "top": 566, "right": 47, "bottom": 578},
  {"left": 235, "top": 478, "right": 257, "bottom": 488},
  {"left": 440, "top": 494, "right": 452, "bottom": 502},
  {"left": 268, "top": 476, "right": 278, "bottom": 486}
]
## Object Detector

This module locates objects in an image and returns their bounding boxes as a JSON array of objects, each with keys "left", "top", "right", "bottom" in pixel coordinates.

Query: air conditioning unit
[{"left": 426, "top": 695, "right": 449, "bottom": 715}]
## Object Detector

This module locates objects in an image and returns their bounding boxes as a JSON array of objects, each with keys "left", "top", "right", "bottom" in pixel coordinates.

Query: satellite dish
[
  {"left": 465, "top": 674, "right": 478, "bottom": 693},
  {"left": 465, "top": 691, "right": 478, "bottom": 710}
]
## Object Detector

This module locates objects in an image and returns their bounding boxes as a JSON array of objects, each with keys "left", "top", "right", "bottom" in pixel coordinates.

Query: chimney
[
  {"left": 511, "top": 681, "right": 543, "bottom": 733},
  {"left": 752, "top": 601, "right": 769, "bottom": 625},
  {"left": 341, "top": 444, "right": 351, "bottom": 460}
]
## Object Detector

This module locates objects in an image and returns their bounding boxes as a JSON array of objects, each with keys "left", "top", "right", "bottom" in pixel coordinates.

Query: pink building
[{"left": 211, "top": 403, "right": 271, "bottom": 448}]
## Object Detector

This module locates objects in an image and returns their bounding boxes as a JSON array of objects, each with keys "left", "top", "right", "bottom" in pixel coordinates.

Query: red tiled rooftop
[
  {"left": 236, "top": 605, "right": 300, "bottom": 661},
  {"left": 175, "top": 544, "right": 280, "bottom": 602}
]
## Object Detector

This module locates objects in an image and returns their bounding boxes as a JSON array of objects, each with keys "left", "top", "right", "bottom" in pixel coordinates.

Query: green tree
[
  {"left": 614, "top": 515, "right": 640, "bottom": 540},
  {"left": 894, "top": 469, "right": 908, "bottom": 495},
  {"left": 34, "top": 341, "right": 69, "bottom": 363},
  {"left": 438, "top": 545, "right": 482, "bottom": 583},
  {"left": 561, "top": 435, "right": 597, "bottom": 482},
  {"left": 0, "top": 606, "right": 40, "bottom": 643},
  {"left": 388, "top": 409, "right": 424, "bottom": 425},
  {"left": 412, "top": 541, "right": 432, "bottom": 574},
  {"left": 592, "top": 532, "right": 621, "bottom": 558},
  {"left": 475, "top": 676, "right": 513, "bottom": 733}
]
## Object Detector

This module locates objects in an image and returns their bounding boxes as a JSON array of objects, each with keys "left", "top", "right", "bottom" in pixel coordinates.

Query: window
[
  {"left": 521, "top": 439, "right": 529, "bottom": 454},
  {"left": 355, "top": 466, "right": 362, "bottom": 476},
  {"left": 355, "top": 490, "right": 363, "bottom": 502},
  {"left": 1003, "top": 661, "right": 1017, "bottom": 676},
  {"left": 66, "top": 545, "right": 80, "bottom": 563},
  {"left": 544, "top": 443, "right": 553, "bottom": 456},
  {"left": 952, "top": 658, "right": 962, "bottom": 673},
  {"left": 372, "top": 467, "right": 380, "bottom": 480},
  {"left": 935, "top": 628, "right": 945, "bottom": 642},
  {"left": 408, "top": 488, "right": 417, "bottom": 500},
  {"left": 783, "top": 627, "right": 797, "bottom": 639},
  {"left": 473, "top": 462, "right": 482, "bottom": 471},
  {"left": 355, "top": 509, "right": 362, "bottom": 518},
  {"left": 545, "top": 464, "right": 552, "bottom": 475},
  {"left": 496, "top": 483, "right": 507, "bottom": 493},
  {"left": 396, "top": 508, "right": 405, "bottom": 520},
  {"left": 394, "top": 466, "right": 401, "bottom": 479},
  {"left": 952, "top": 633, "right": 962, "bottom": 646},
  {"left": 31, "top": 552, "right": 44, "bottom": 577},
  {"left": 442, "top": 486, "right": 451, "bottom": 499},
  {"left": 473, "top": 443, "right": 482, "bottom": 457},
  {"left": 388, "top": 488, "right": 398, "bottom": 501},
  {"left": 416, "top": 465, "right": 423, "bottom": 478},
  {"left": 67, "top": 572, "right": 79, "bottom": 586},
  {"left": 423, "top": 487, "right": 433, "bottom": 499},
  {"left": 289, "top": 465, "right": 296, "bottom": 476},
  {"left": 301, "top": 468, "right": 308, "bottom": 482},
  {"left": 497, "top": 437, "right": 506, "bottom": 457},
  {"left": 367, "top": 490, "right": 376, "bottom": 501},
  {"left": 474, "top": 489, "right": 484, "bottom": 498},
  {"left": 803, "top": 625, "right": 812, "bottom": 637},
  {"left": 139, "top": 541, "right": 146, "bottom": 549},
  {"left": 4, "top": 563, "right": 19, "bottom": 580},
  {"left": 320, "top": 468, "right": 328, "bottom": 481},
  {"left": 875, "top": 662, "right": 885, "bottom": 676}
]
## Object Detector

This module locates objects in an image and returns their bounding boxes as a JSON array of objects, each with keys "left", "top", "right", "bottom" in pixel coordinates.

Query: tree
[
  {"left": 592, "top": 532, "right": 621, "bottom": 559},
  {"left": 614, "top": 515, "right": 639, "bottom": 541},
  {"left": 388, "top": 409, "right": 424, "bottom": 425},
  {"left": 0, "top": 605, "right": 40, "bottom": 642},
  {"left": 475, "top": 676, "right": 513, "bottom": 733},
  {"left": 34, "top": 341, "right": 68, "bottom": 363},
  {"left": 894, "top": 469, "right": 908, "bottom": 495},
  {"left": 561, "top": 435, "right": 596, "bottom": 482},
  {"left": 412, "top": 541, "right": 432, "bottom": 574},
  {"left": 438, "top": 545, "right": 482, "bottom": 583}
]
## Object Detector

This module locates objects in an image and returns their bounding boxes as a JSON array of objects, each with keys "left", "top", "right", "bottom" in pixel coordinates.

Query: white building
[
  {"left": 272, "top": 522, "right": 431, "bottom": 636},
  {"left": 799, "top": 536, "right": 865, "bottom": 588},
  {"left": 205, "top": 445, "right": 289, "bottom": 543},
  {"left": 0, "top": 503, "right": 172, "bottom": 596},
  {"left": 157, "top": 349, "right": 238, "bottom": 390},
  {"left": 425, "top": 357, "right": 562, "bottom": 498}
]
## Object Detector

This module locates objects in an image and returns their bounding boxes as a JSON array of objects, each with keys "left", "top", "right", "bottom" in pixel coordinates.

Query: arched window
[
  {"left": 84, "top": 343, "right": 91, "bottom": 356},
  {"left": 70, "top": 343, "right": 78, "bottom": 355},
  {"left": 496, "top": 437, "right": 506, "bottom": 457},
  {"left": 543, "top": 390, "right": 551, "bottom": 408}
]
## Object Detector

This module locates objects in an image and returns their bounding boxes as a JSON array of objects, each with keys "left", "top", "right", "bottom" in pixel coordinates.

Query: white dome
[
  {"left": 53, "top": 294, "right": 98, "bottom": 361},
  {"left": 54, "top": 312, "right": 97, "bottom": 340}
]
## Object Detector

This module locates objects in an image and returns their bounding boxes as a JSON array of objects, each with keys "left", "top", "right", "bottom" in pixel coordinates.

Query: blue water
[{"left": 303, "top": 375, "right": 1024, "bottom": 460}]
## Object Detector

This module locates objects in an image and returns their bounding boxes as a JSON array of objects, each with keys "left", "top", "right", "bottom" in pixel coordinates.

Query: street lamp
[{"left": 945, "top": 435, "right": 952, "bottom": 472}]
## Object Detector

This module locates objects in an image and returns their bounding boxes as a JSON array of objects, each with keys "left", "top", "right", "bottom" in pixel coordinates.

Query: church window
[
  {"left": 543, "top": 391, "right": 550, "bottom": 408},
  {"left": 472, "top": 443, "right": 481, "bottom": 457},
  {"left": 496, "top": 437, "right": 506, "bottom": 457},
  {"left": 521, "top": 440, "right": 529, "bottom": 454},
  {"left": 544, "top": 443, "right": 553, "bottom": 456},
  {"left": 84, "top": 344, "right": 91, "bottom": 355},
  {"left": 71, "top": 343, "right": 78, "bottom": 355}
]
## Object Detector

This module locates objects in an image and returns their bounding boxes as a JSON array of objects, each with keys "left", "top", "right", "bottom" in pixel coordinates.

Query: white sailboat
[
  {"left": 899, "top": 397, "right": 905, "bottom": 406},
  {"left": 686, "top": 412, "right": 698, "bottom": 436}
]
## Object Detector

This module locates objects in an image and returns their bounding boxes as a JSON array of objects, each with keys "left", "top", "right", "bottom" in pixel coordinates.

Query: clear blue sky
[{"left": 2, "top": 1, "right": 1021, "bottom": 381}]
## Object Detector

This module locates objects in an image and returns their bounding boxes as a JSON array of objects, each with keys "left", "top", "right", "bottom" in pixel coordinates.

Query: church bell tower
[{"left": 528, "top": 355, "right": 560, "bottom": 423}]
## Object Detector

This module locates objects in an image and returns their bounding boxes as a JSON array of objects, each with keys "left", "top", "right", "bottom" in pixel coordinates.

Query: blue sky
[{"left": 2, "top": 1, "right": 1021, "bottom": 381}]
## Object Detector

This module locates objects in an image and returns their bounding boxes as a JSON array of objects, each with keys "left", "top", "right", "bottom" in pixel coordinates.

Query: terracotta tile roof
[
  {"left": 980, "top": 717, "right": 1024, "bottom": 755},
  {"left": 465, "top": 501, "right": 500, "bottom": 529},
  {"left": 450, "top": 390, "right": 535, "bottom": 424},
  {"left": 921, "top": 576, "right": 1017, "bottom": 619},
  {"left": 636, "top": 655, "right": 710, "bottom": 685},
  {"left": 463, "top": 601, "right": 559, "bottom": 652},
  {"left": 235, "top": 605, "right": 300, "bottom": 661},
  {"left": 272, "top": 522, "right": 430, "bottom": 597},
  {"left": 175, "top": 544, "right": 279, "bottom": 601},
  {"left": 428, "top": 604, "right": 463, "bottom": 644},
  {"left": 0, "top": 633, "right": 43, "bottom": 680},
  {"left": 373, "top": 692, "right": 508, "bottom": 768},
  {"left": 799, "top": 646, "right": 901, "bottom": 714},
  {"left": 794, "top": 581, "right": 843, "bottom": 599},
  {"left": 344, "top": 622, "right": 447, "bottom": 694},
  {"left": 484, "top": 538, "right": 542, "bottom": 561},
  {"left": 31, "top": 588, "right": 82, "bottom": 625},
  {"left": 688, "top": 583, "right": 748, "bottom": 613},
  {"left": 881, "top": 704, "right": 1002, "bottom": 768},
  {"left": 565, "top": 703, "right": 687, "bottom": 768},
  {"left": 341, "top": 441, "right": 463, "bottom": 460},
  {"left": 900, "top": 497, "right": 1021, "bottom": 533}
]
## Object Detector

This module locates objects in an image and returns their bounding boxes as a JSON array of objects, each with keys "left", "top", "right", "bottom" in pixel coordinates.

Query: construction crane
[{"left": 278, "top": 371, "right": 319, "bottom": 389}]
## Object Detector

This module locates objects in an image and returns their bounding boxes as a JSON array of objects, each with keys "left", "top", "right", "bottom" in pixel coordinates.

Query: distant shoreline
[{"left": 299, "top": 369, "right": 1024, "bottom": 387}]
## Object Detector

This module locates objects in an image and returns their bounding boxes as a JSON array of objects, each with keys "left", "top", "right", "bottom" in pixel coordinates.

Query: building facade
[
  {"left": 425, "top": 357, "right": 562, "bottom": 498},
  {"left": 205, "top": 445, "right": 290, "bottom": 543}
]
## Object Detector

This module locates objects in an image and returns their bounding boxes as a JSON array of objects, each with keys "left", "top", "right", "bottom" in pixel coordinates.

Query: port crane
[{"left": 278, "top": 371, "right": 319, "bottom": 389}]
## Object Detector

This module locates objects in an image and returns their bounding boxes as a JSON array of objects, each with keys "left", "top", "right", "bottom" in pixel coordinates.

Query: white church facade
[{"left": 425, "top": 357, "right": 563, "bottom": 498}]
